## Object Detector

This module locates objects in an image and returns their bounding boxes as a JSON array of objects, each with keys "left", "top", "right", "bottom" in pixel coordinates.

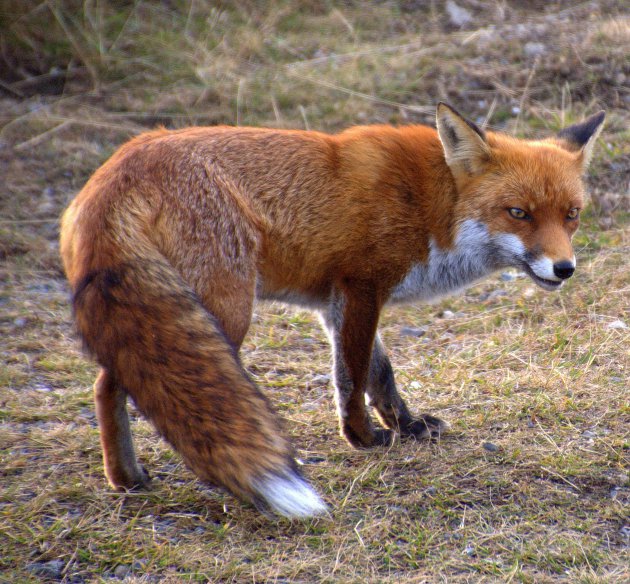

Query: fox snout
[
  {"left": 523, "top": 254, "right": 576, "bottom": 291},
  {"left": 553, "top": 260, "right": 575, "bottom": 280}
]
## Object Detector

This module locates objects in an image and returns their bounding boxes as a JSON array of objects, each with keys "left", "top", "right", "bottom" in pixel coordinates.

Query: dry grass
[{"left": 1, "top": 1, "right": 628, "bottom": 582}]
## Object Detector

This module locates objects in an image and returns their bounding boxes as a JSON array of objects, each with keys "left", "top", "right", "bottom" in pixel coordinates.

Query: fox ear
[
  {"left": 557, "top": 110, "right": 606, "bottom": 171},
  {"left": 436, "top": 102, "right": 490, "bottom": 177}
]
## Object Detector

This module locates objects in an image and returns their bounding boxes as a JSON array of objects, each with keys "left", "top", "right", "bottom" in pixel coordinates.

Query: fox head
[{"left": 436, "top": 103, "right": 605, "bottom": 291}]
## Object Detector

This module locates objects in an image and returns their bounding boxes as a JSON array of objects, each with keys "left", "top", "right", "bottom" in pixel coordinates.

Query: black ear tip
[
  {"left": 558, "top": 110, "right": 606, "bottom": 146},
  {"left": 437, "top": 102, "right": 465, "bottom": 121}
]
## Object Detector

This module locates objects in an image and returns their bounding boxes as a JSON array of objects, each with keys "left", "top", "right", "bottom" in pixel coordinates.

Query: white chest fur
[{"left": 389, "top": 219, "right": 525, "bottom": 304}]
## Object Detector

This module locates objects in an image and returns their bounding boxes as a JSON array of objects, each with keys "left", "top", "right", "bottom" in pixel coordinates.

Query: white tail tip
[{"left": 253, "top": 472, "right": 327, "bottom": 519}]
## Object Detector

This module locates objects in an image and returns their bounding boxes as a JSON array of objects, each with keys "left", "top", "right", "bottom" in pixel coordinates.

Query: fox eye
[
  {"left": 567, "top": 207, "right": 580, "bottom": 220},
  {"left": 508, "top": 208, "right": 530, "bottom": 220}
]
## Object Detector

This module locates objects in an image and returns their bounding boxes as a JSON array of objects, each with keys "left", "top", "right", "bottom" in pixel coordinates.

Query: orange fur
[{"left": 60, "top": 104, "right": 604, "bottom": 517}]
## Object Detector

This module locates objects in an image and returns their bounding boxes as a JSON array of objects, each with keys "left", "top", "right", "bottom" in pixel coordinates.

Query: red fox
[{"left": 60, "top": 104, "right": 604, "bottom": 518}]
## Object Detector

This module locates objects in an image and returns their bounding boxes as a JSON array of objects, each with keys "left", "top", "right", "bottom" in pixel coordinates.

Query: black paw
[
  {"left": 373, "top": 428, "right": 396, "bottom": 447},
  {"left": 342, "top": 424, "right": 395, "bottom": 448},
  {"left": 402, "top": 414, "right": 448, "bottom": 441},
  {"left": 124, "top": 465, "right": 151, "bottom": 490}
]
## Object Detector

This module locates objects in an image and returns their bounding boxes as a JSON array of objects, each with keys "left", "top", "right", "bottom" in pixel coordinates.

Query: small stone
[
  {"left": 441, "top": 310, "right": 455, "bottom": 319},
  {"left": 400, "top": 326, "right": 427, "bottom": 338},
  {"left": 27, "top": 559, "right": 64, "bottom": 579},
  {"left": 582, "top": 430, "right": 597, "bottom": 439},
  {"left": 606, "top": 319, "right": 628, "bottom": 330},
  {"left": 463, "top": 543, "right": 476, "bottom": 556},
  {"left": 114, "top": 565, "right": 131, "bottom": 579},
  {"left": 482, "top": 442, "right": 500, "bottom": 452},
  {"left": 500, "top": 272, "right": 516, "bottom": 281},
  {"left": 425, "top": 486, "right": 437, "bottom": 495},
  {"left": 446, "top": 0, "right": 472, "bottom": 27},
  {"left": 13, "top": 317, "right": 27, "bottom": 327},
  {"left": 524, "top": 42, "right": 546, "bottom": 57},
  {"left": 620, "top": 526, "right": 630, "bottom": 538},
  {"left": 310, "top": 374, "right": 330, "bottom": 386}
]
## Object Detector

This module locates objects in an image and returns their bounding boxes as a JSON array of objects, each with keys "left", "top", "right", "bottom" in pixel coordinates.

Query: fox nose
[{"left": 553, "top": 260, "right": 575, "bottom": 280}]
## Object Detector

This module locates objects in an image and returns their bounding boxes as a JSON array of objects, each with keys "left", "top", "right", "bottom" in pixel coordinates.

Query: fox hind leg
[
  {"left": 366, "top": 336, "right": 448, "bottom": 440},
  {"left": 93, "top": 368, "right": 150, "bottom": 490}
]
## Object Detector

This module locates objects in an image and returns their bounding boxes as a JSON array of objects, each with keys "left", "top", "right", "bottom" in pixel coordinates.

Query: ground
[{"left": 0, "top": 1, "right": 628, "bottom": 582}]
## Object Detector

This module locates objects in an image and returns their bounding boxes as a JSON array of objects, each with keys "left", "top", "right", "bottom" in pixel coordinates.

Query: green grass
[{"left": 1, "top": 1, "right": 629, "bottom": 582}]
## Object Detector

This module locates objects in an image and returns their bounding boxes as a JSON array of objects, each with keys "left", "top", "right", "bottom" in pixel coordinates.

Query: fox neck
[{"left": 390, "top": 219, "right": 514, "bottom": 303}]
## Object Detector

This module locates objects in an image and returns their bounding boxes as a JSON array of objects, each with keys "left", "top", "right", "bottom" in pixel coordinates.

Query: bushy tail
[{"left": 72, "top": 258, "right": 326, "bottom": 518}]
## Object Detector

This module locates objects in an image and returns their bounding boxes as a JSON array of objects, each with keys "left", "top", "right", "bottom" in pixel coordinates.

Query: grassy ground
[{"left": 1, "top": 1, "right": 628, "bottom": 582}]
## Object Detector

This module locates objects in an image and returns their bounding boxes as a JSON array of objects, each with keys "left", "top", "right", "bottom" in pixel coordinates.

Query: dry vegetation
[{"left": 1, "top": 1, "right": 628, "bottom": 582}]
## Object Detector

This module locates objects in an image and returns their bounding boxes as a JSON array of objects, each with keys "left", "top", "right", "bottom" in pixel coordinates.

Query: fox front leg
[
  {"left": 320, "top": 286, "right": 393, "bottom": 448},
  {"left": 366, "top": 336, "right": 448, "bottom": 440}
]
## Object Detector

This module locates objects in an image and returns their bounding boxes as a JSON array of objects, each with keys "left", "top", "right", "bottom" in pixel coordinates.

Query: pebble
[
  {"left": 26, "top": 559, "right": 64, "bottom": 579},
  {"left": 606, "top": 319, "right": 628, "bottom": 330},
  {"left": 446, "top": 1, "right": 472, "bottom": 27},
  {"left": 524, "top": 42, "right": 546, "bottom": 57},
  {"left": 114, "top": 565, "right": 131, "bottom": 579},
  {"left": 13, "top": 317, "right": 27, "bottom": 327},
  {"left": 440, "top": 310, "right": 464, "bottom": 319},
  {"left": 582, "top": 430, "right": 597, "bottom": 439},
  {"left": 500, "top": 272, "right": 516, "bottom": 281},
  {"left": 309, "top": 374, "right": 330, "bottom": 386},
  {"left": 400, "top": 326, "right": 427, "bottom": 338},
  {"left": 482, "top": 442, "right": 500, "bottom": 452}
]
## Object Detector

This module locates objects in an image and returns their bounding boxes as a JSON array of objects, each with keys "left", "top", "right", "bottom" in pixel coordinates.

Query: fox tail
[{"left": 72, "top": 257, "right": 326, "bottom": 518}]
